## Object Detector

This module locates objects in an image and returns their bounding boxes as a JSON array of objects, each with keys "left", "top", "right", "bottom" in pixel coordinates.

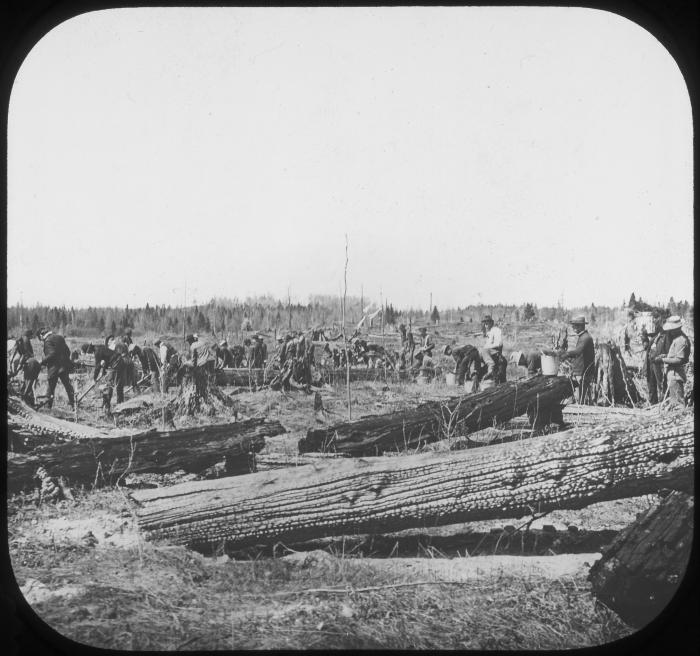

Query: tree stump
[{"left": 588, "top": 490, "right": 694, "bottom": 628}]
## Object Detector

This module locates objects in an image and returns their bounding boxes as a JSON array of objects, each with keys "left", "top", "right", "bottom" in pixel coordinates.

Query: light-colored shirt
[
  {"left": 484, "top": 326, "right": 503, "bottom": 349},
  {"left": 663, "top": 333, "right": 691, "bottom": 379}
]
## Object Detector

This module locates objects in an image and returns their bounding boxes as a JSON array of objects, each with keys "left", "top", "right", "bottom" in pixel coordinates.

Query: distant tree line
[{"left": 6, "top": 293, "right": 693, "bottom": 340}]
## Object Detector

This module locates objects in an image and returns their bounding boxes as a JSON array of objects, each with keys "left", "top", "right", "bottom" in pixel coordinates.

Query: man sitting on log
[
  {"left": 479, "top": 315, "right": 503, "bottom": 382},
  {"left": 654, "top": 315, "right": 691, "bottom": 407}
]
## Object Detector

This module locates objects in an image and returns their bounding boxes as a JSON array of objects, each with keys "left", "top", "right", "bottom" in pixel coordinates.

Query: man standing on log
[
  {"left": 559, "top": 315, "right": 595, "bottom": 404},
  {"left": 37, "top": 328, "right": 75, "bottom": 410},
  {"left": 654, "top": 315, "right": 690, "bottom": 406},
  {"left": 480, "top": 315, "right": 503, "bottom": 381}
]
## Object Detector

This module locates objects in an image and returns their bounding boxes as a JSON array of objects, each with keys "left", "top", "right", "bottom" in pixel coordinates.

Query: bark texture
[
  {"left": 130, "top": 410, "right": 693, "bottom": 550},
  {"left": 588, "top": 490, "right": 694, "bottom": 628},
  {"left": 8, "top": 395, "right": 112, "bottom": 451},
  {"left": 215, "top": 368, "right": 268, "bottom": 387},
  {"left": 300, "top": 375, "right": 572, "bottom": 456},
  {"left": 8, "top": 418, "right": 285, "bottom": 493}
]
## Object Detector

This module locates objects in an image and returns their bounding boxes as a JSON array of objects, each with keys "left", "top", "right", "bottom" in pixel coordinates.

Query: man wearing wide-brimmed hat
[
  {"left": 655, "top": 315, "right": 691, "bottom": 406},
  {"left": 560, "top": 315, "right": 595, "bottom": 404}
]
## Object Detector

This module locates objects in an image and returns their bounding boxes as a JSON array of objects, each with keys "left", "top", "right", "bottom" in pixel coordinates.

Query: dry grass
[{"left": 7, "top": 487, "right": 637, "bottom": 651}]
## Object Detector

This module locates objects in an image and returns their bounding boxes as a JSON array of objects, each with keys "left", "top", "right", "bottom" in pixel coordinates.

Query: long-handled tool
[
  {"left": 125, "top": 372, "right": 152, "bottom": 395},
  {"left": 76, "top": 370, "right": 110, "bottom": 405}
]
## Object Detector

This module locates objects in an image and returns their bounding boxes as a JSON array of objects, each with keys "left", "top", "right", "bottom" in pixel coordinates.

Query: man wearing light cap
[
  {"left": 654, "top": 315, "right": 690, "bottom": 406},
  {"left": 560, "top": 315, "right": 595, "bottom": 404}
]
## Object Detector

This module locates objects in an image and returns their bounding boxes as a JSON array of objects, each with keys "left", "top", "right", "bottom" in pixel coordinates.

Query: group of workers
[{"left": 8, "top": 310, "right": 692, "bottom": 412}]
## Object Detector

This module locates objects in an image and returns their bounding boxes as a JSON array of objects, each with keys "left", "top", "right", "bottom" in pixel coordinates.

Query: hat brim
[{"left": 663, "top": 321, "right": 681, "bottom": 331}]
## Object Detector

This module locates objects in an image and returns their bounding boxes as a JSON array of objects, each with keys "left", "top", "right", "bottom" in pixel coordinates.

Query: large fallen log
[
  {"left": 299, "top": 375, "right": 572, "bottom": 456},
  {"left": 130, "top": 410, "right": 693, "bottom": 550},
  {"left": 7, "top": 395, "right": 113, "bottom": 451},
  {"left": 7, "top": 418, "right": 286, "bottom": 494},
  {"left": 588, "top": 491, "right": 694, "bottom": 628}
]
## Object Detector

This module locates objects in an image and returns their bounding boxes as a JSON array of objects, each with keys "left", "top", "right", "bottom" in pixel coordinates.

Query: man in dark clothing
[
  {"left": 121, "top": 328, "right": 133, "bottom": 346},
  {"left": 130, "top": 344, "right": 161, "bottom": 392},
  {"left": 83, "top": 342, "right": 126, "bottom": 410},
  {"left": 9, "top": 330, "right": 34, "bottom": 377},
  {"left": 442, "top": 344, "right": 482, "bottom": 386},
  {"left": 645, "top": 330, "right": 671, "bottom": 404},
  {"left": 559, "top": 315, "right": 595, "bottom": 404},
  {"left": 21, "top": 357, "right": 42, "bottom": 406},
  {"left": 37, "top": 329, "right": 75, "bottom": 409}
]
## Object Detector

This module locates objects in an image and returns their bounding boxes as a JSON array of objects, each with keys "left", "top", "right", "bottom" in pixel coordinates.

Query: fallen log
[
  {"left": 215, "top": 367, "right": 268, "bottom": 387},
  {"left": 7, "top": 395, "right": 112, "bottom": 451},
  {"left": 7, "top": 418, "right": 286, "bottom": 494},
  {"left": 299, "top": 375, "right": 572, "bottom": 456},
  {"left": 588, "top": 491, "right": 694, "bottom": 628},
  {"left": 130, "top": 410, "right": 693, "bottom": 550}
]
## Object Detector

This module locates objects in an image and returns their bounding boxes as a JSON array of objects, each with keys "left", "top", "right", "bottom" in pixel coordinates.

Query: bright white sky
[{"left": 7, "top": 6, "right": 693, "bottom": 310}]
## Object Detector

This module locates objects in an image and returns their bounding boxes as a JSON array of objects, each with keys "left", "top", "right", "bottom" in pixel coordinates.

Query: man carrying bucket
[{"left": 559, "top": 315, "right": 595, "bottom": 404}]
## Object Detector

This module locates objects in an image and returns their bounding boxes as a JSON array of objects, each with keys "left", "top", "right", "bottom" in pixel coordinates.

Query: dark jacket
[
  {"left": 40, "top": 334, "right": 72, "bottom": 376},
  {"left": 565, "top": 330, "right": 595, "bottom": 376},
  {"left": 92, "top": 345, "right": 120, "bottom": 380}
]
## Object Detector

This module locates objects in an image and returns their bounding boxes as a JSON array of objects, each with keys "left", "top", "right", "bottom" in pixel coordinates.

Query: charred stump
[{"left": 588, "top": 490, "right": 694, "bottom": 628}]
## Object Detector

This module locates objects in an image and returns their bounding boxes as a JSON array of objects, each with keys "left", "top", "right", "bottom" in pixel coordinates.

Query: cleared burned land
[{"left": 7, "top": 319, "right": 694, "bottom": 650}]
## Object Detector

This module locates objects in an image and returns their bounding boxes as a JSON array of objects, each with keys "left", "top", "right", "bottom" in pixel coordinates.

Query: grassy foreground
[{"left": 9, "top": 489, "right": 632, "bottom": 651}]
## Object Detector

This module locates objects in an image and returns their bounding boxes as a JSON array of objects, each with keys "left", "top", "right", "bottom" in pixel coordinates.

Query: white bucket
[
  {"left": 541, "top": 354, "right": 559, "bottom": 376},
  {"left": 445, "top": 372, "right": 456, "bottom": 386}
]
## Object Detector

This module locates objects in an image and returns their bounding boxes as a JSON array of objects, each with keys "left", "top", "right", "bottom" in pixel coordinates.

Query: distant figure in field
[
  {"left": 37, "top": 328, "right": 75, "bottom": 410},
  {"left": 186, "top": 333, "right": 217, "bottom": 375},
  {"left": 654, "top": 315, "right": 691, "bottom": 406}
]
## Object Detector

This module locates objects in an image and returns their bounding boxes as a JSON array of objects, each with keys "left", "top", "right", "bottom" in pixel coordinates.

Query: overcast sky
[{"left": 7, "top": 6, "right": 693, "bottom": 311}]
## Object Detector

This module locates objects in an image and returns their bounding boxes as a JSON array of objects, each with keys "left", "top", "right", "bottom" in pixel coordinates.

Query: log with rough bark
[
  {"left": 7, "top": 395, "right": 112, "bottom": 451},
  {"left": 588, "top": 491, "right": 694, "bottom": 628},
  {"left": 215, "top": 367, "right": 268, "bottom": 387},
  {"left": 299, "top": 375, "right": 572, "bottom": 456},
  {"left": 7, "top": 417, "right": 286, "bottom": 494},
  {"left": 130, "top": 410, "right": 693, "bottom": 550}
]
